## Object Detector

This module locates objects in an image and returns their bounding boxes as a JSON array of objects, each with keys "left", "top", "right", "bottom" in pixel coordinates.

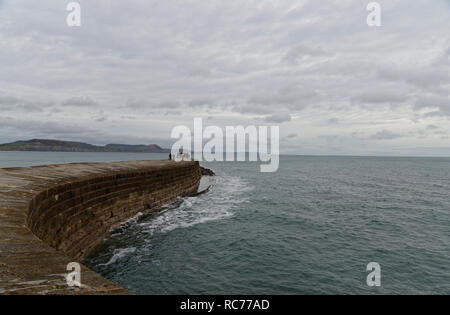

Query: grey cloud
[
  {"left": 249, "top": 87, "right": 319, "bottom": 108},
  {"left": 62, "top": 96, "right": 99, "bottom": 107},
  {"left": 282, "top": 44, "right": 329, "bottom": 65},
  {"left": 120, "top": 115, "right": 137, "bottom": 120},
  {"left": 0, "top": 95, "right": 48, "bottom": 112},
  {"left": 233, "top": 102, "right": 277, "bottom": 115},
  {"left": 319, "top": 135, "right": 345, "bottom": 143},
  {"left": 262, "top": 113, "right": 292, "bottom": 124},
  {"left": 415, "top": 95, "right": 450, "bottom": 117},
  {"left": 0, "top": 116, "right": 100, "bottom": 138},
  {"left": 188, "top": 67, "right": 215, "bottom": 78},
  {"left": 237, "top": 86, "right": 320, "bottom": 116},
  {"left": 370, "top": 130, "right": 402, "bottom": 140},
  {"left": 124, "top": 98, "right": 181, "bottom": 111},
  {"left": 160, "top": 101, "right": 181, "bottom": 109},
  {"left": 188, "top": 99, "right": 216, "bottom": 108},
  {"left": 124, "top": 98, "right": 145, "bottom": 110},
  {"left": 285, "top": 133, "right": 298, "bottom": 139},
  {"left": 327, "top": 118, "right": 339, "bottom": 125},
  {"left": 378, "top": 67, "right": 450, "bottom": 89},
  {"left": 353, "top": 89, "right": 408, "bottom": 104},
  {"left": 164, "top": 110, "right": 182, "bottom": 116},
  {"left": 94, "top": 112, "right": 108, "bottom": 122},
  {"left": 434, "top": 130, "right": 448, "bottom": 136}
]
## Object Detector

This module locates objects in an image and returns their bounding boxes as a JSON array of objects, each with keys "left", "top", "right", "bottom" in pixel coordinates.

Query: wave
[
  {"left": 98, "top": 247, "right": 136, "bottom": 266},
  {"left": 94, "top": 174, "right": 253, "bottom": 267},
  {"left": 110, "top": 212, "right": 144, "bottom": 236},
  {"left": 138, "top": 174, "right": 253, "bottom": 235}
]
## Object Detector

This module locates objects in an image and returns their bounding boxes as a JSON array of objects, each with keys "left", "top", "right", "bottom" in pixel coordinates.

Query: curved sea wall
[{"left": 0, "top": 160, "right": 201, "bottom": 294}]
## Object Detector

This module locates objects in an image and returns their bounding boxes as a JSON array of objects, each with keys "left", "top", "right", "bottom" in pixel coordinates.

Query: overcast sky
[{"left": 0, "top": 0, "right": 449, "bottom": 155}]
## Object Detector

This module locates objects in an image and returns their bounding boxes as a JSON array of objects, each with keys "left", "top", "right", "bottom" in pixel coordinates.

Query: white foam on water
[
  {"left": 110, "top": 212, "right": 144, "bottom": 236},
  {"left": 99, "top": 247, "right": 136, "bottom": 266},
  {"left": 138, "top": 175, "right": 253, "bottom": 235},
  {"left": 95, "top": 175, "right": 252, "bottom": 268}
]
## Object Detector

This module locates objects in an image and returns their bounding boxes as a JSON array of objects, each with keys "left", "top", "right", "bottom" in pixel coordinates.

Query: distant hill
[{"left": 0, "top": 139, "right": 170, "bottom": 153}]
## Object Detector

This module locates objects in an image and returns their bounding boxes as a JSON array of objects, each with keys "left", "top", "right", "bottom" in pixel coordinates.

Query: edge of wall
[{"left": 0, "top": 160, "right": 201, "bottom": 295}]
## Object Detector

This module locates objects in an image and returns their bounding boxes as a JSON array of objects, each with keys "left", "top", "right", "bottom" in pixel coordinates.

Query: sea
[{"left": 1, "top": 151, "right": 449, "bottom": 294}]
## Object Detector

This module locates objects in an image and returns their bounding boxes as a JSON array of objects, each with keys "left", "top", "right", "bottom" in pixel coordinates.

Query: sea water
[{"left": 1, "top": 152, "right": 449, "bottom": 294}]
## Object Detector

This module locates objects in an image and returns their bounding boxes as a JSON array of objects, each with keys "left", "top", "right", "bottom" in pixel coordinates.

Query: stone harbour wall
[{"left": 0, "top": 160, "right": 201, "bottom": 295}]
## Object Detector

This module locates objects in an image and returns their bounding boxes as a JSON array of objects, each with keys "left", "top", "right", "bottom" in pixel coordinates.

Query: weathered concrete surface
[{"left": 0, "top": 160, "right": 201, "bottom": 295}]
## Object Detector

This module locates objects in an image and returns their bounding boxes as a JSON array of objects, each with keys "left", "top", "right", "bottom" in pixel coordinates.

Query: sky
[{"left": 0, "top": 0, "right": 449, "bottom": 156}]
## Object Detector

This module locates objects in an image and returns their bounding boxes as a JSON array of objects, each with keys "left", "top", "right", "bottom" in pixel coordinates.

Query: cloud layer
[{"left": 0, "top": 0, "right": 449, "bottom": 155}]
